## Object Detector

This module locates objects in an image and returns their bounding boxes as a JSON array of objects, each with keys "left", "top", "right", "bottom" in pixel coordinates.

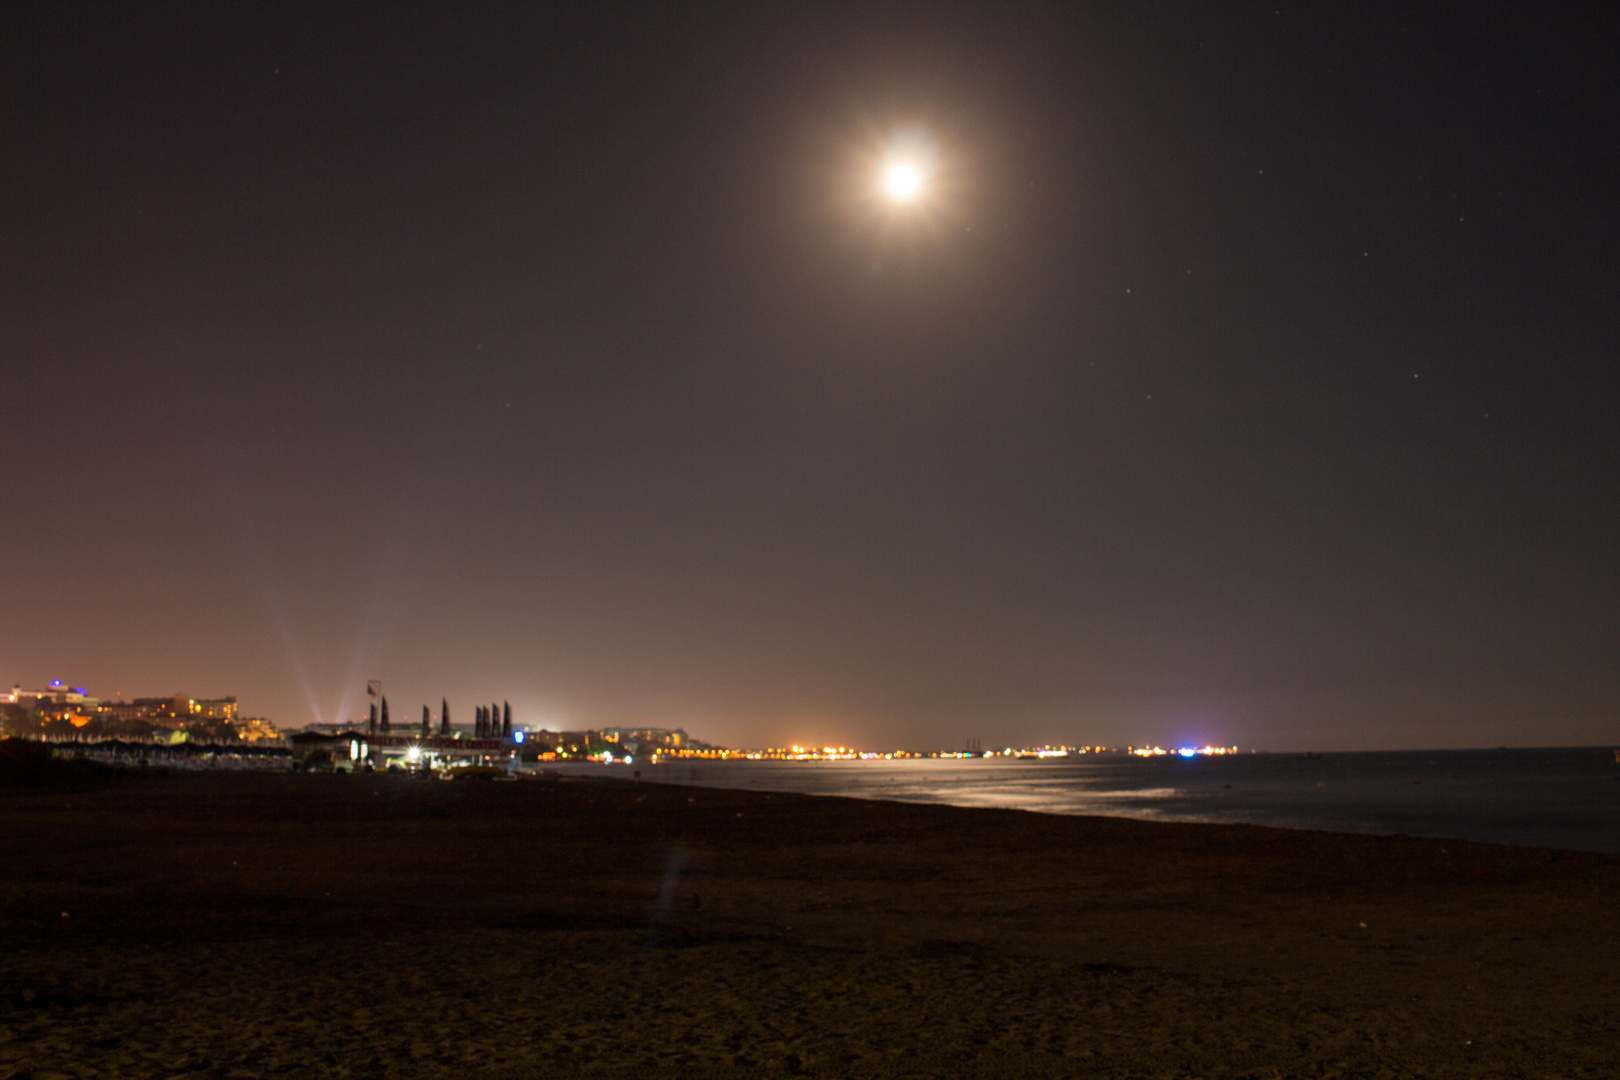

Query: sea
[{"left": 548, "top": 747, "right": 1620, "bottom": 854}]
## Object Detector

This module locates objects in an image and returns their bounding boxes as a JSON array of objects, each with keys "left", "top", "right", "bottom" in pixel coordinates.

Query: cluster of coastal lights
[
  {"left": 599, "top": 745, "right": 1245, "bottom": 761},
  {"left": 327, "top": 736, "right": 1242, "bottom": 766},
  {"left": 0, "top": 687, "right": 1237, "bottom": 763},
  {"left": 1132, "top": 746, "right": 1240, "bottom": 758},
  {"left": 779, "top": 746, "right": 916, "bottom": 761},
  {"left": 579, "top": 745, "right": 1245, "bottom": 761}
]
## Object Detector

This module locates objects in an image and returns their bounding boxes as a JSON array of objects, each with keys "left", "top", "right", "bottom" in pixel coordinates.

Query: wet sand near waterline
[{"left": 2, "top": 772, "right": 1617, "bottom": 1079}]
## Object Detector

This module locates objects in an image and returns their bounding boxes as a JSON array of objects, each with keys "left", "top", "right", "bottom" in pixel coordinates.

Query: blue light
[
  {"left": 51, "top": 679, "right": 61, "bottom": 687},
  {"left": 1178, "top": 747, "right": 1196, "bottom": 758},
  {"left": 513, "top": 730, "right": 525, "bottom": 744}
]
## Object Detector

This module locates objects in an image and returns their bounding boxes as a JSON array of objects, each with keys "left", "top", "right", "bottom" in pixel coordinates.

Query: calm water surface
[{"left": 550, "top": 748, "right": 1620, "bottom": 854}]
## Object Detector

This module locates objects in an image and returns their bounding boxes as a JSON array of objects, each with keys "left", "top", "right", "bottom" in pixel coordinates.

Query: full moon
[{"left": 883, "top": 163, "right": 923, "bottom": 201}]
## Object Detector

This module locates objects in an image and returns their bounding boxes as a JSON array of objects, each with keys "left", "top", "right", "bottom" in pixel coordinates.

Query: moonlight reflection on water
[{"left": 548, "top": 750, "right": 1620, "bottom": 853}]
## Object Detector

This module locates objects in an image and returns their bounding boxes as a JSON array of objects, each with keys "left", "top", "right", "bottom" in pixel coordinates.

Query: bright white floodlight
[{"left": 883, "top": 163, "right": 923, "bottom": 201}]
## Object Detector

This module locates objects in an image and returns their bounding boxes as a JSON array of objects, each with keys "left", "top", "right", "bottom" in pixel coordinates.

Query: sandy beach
[{"left": 3, "top": 770, "right": 1617, "bottom": 1078}]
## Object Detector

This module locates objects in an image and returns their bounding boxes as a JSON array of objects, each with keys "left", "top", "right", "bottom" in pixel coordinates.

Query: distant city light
[
  {"left": 1130, "top": 745, "right": 1238, "bottom": 757},
  {"left": 513, "top": 730, "right": 525, "bottom": 744}
]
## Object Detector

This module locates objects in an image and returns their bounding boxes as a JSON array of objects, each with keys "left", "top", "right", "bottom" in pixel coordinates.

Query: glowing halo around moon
[
  {"left": 870, "top": 126, "right": 938, "bottom": 207},
  {"left": 843, "top": 126, "right": 949, "bottom": 242},
  {"left": 882, "top": 162, "right": 924, "bottom": 202}
]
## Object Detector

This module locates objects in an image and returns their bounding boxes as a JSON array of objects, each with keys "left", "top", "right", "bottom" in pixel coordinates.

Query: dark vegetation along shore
[{"left": 2, "top": 763, "right": 1617, "bottom": 1079}]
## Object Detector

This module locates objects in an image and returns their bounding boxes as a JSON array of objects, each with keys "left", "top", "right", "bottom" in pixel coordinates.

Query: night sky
[{"left": 4, "top": 3, "right": 1616, "bottom": 751}]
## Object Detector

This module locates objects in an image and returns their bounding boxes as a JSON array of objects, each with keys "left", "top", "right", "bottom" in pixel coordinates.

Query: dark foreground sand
[{"left": 2, "top": 772, "right": 1616, "bottom": 1079}]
